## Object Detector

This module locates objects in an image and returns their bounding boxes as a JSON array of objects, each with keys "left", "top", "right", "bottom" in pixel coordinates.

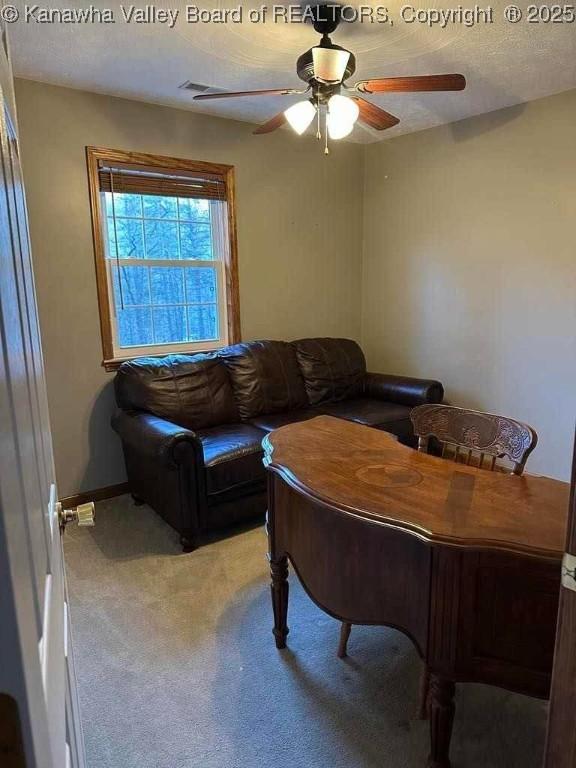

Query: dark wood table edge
[{"left": 264, "top": 454, "right": 564, "bottom": 562}]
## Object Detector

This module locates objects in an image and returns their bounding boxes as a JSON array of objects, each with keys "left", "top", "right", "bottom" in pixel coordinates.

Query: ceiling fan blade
[
  {"left": 253, "top": 111, "right": 287, "bottom": 135},
  {"left": 355, "top": 74, "right": 466, "bottom": 94},
  {"left": 352, "top": 97, "right": 399, "bottom": 131},
  {"left": 194, "top": 88, "right": 302, "bottom": 101}
]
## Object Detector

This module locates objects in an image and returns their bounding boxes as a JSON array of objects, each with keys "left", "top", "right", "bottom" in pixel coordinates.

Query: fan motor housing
[{"left": 296, "top": 45, "right": 356, "bottom": 85}]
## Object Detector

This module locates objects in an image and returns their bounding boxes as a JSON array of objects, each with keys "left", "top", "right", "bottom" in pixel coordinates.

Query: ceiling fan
[{"left": 193, "top": 4, "right": 466, "bottom": 153}]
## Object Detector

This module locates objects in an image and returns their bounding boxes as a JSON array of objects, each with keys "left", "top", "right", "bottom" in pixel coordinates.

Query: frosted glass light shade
[
  {"left": 327, "top": 95, "right": 359, "bottom": 139},
  {"left": 327, "top": 113, "right": 354, "bottom": 139},
  {"left": 312, "top": 47, "right": 350, "bottom": 83},
  {"left": 284, "top": 100, "right": 316, "bottom": 135},
  {"left": 328, "top": 95, "right": 359, "bottom": 124}
]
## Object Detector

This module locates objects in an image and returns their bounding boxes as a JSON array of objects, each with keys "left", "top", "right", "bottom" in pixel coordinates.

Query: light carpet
[{"left": 65, "top": 495, "right": 547, "bottom": 768}]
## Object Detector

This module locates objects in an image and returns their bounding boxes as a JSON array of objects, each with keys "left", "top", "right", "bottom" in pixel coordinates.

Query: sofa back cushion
[
  {"left": 293, "top": 338, "right": 366, "bottom": 405},
  {"left": 218, "top": 341, "right": 308, "bottom": 420},
  {"left": 115, "top": 353, "right": 239, "bottom": 430}
]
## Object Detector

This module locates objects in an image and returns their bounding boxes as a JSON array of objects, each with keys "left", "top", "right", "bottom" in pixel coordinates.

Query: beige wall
[
  {"left": 362, "top": 89, "right": 576, "bottom": 481},
  {"left": 15, "top": 79, "right": 364, "bottom": 497},
  {"left": 15, "top": 78, "right": 576, "bottom": 492}
]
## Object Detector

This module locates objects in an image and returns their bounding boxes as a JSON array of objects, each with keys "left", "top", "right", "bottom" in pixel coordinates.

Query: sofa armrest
[
  {"left": 364, "top": 372, "right": 444, "bottom": 407},
  {"left": 111, "top": 410, "right": 203, "bottom": 469}
]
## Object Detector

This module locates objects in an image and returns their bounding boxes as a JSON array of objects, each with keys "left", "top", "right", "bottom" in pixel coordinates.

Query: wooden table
[{"left": 263, "top": 416, "right": 569, "bottom": 768}]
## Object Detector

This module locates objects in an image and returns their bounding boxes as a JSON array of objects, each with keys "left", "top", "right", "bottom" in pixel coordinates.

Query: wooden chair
[{"left": 337, "top": 403, "right": 538, "bottom": 717}]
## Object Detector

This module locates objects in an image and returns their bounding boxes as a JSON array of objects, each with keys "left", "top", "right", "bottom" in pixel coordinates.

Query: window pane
[
  {"left": 187, "top": 304, "right": 218, "bottom": 341},
  {"left": 178, "top": 198, "right": 210, "bottom": 222},
  {"left": 144, "top": 219, "right": 179, "bottom": 259},
  {"left": 117, "top": 307, "right": 152, "bottom": 347},
  {"left": 105, "top": 192, "right": 142, "bottom": 219},
  {"left": 108, "top": 217, "right": 145, "bottom": 258},
  {"left": 142, "top": 194, "right": 178, "bottom": 220},
  {"left": 150, "top": 267, "right": 184, "bottom": 305},
  {"left": 180, "top": 222, "right": 212, "bottom": 260},
  {"left": 153, "top": 306, "right": 187, "bottom": 344},
  {"left": 185, "top": 267, "right": 217, "bottom": 303},
  {"left": 112, "top": 266, "right": 150, "bottom": 306},
  {"left": 95, "top": 155, "right": 236, "bottom": 358}
]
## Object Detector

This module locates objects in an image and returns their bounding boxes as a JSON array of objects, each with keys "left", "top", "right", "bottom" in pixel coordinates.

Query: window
[{"left": 86, "top": 147, "right": 240, "bottom": 370}]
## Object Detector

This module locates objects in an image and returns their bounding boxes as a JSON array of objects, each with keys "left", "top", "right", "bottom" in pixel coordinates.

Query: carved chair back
[{"left": 410, "top": 404, "right": 538, "bottom": 475}]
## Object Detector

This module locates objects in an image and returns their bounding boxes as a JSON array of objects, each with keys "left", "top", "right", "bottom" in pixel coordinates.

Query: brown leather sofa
[{"left": 112, "top": 338, "right": 444, "bottom": 550}]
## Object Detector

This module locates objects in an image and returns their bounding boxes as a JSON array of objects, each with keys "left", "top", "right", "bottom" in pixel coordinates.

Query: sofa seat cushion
[
  {"left": 293, "top": 338, "right": 366, "bottom": 405},
  {"left": 318, "top": 398, "right": 412, "bottom": 430},
  {"left": 196, "top": 424, "right": 267, "bottom": 496},
  {"left": 219, "top": 340, "right": 308, "bottom": 420},
  {"left": 249, "top": 409, "right": 320, "bottom": 433}
]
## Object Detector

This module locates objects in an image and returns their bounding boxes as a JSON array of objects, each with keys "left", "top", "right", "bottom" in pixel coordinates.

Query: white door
[{"left": 0, "top": 15, "right": 87, "bottom": 768}]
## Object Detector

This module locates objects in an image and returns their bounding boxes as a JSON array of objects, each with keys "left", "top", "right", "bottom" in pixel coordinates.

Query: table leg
[
  {"left": 418, "top": 664, "right": 431, "bottom": 720},
  {"left": 427, "top": 674, "right": 455, "bottom": 768},
  {"left": 337, "top": 622, "right": 352, "bottom": 658},
  {"left": 270, "top": 555, "right": 289, "bottom": 649}
]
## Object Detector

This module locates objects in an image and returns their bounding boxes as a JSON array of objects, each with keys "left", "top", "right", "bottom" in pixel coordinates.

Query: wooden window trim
[{"left": 86, "top": 146, "right": 241, "bottom": 372}]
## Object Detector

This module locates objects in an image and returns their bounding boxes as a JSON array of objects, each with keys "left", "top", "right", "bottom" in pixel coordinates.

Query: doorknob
[{"left": 58, "top": 501, "right": 96, "bottom": 531}]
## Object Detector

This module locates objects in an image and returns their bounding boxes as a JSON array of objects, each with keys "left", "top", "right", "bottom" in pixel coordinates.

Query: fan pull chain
[
  {"left": 316, "top": 103, "right": 321, "bottom": 140},
  {"left": 324, "top": 107, "right": 329, "bottom": 155}
]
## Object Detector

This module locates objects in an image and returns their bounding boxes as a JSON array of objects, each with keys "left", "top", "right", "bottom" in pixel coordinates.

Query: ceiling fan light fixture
[
  {"left": 327, "top": 113, "right": 354, "bottom": 140},
  {"left": 328, "top": 94, "right": 359, "bottom": 124},
  {"left": 284, "top": 100, "right": 317, "bottom": 135},
  {"left": 327, "top": 94, "right": 359, "bottom": 139},
  {"left": 312, "top": 47, "right": 350, "bottom": 84}
]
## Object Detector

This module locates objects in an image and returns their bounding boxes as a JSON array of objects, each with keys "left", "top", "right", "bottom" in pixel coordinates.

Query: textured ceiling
[{"left": 9, "top": 1, "right": 576, "bottom": 142}]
